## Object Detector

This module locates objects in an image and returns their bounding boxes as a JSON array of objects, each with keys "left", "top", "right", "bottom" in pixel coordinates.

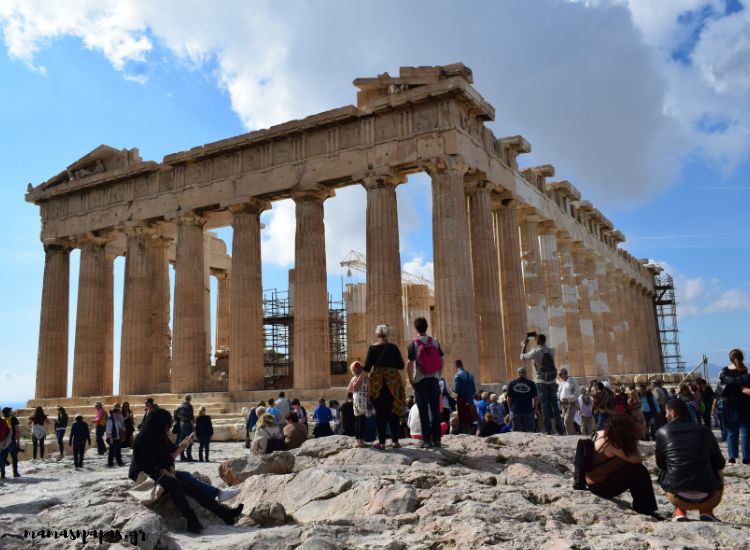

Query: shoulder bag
[{"left": 127, "top": 472, "right": 165, "bottom": 507}]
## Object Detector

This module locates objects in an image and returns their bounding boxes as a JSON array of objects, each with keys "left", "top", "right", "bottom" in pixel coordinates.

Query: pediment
[{"left": 32, "top": 145, "right": 142, "bottom": 192}]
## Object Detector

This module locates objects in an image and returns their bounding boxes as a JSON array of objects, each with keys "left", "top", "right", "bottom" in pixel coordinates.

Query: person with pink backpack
[{"left": 406, "top": 317, "right": 445, "bottom": 449}]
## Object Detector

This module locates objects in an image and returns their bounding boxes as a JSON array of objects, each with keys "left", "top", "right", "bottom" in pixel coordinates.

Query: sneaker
[
  {"left": 742, "top": 459, "right": 750, "bottom": 465},
  {"left": 648, "top": 512, "right": 665, "bottom": 521},
  {"left": 728, "top": 459, "right": 736, "bottom": 465},
  {"left": 699, "top": 512, "right": 721, "bottom": 522},
  {"left": 672, "top": 512, "right": 688, "bottom": 522},
  {"left": 433, "top": 440, "right": 442, "bottom": 448},
  {"left": 218, "top": 488, "right": 241, "bottom": 503},
  {"left": 13, "top": 471, "right": 21, "bottom": 478},
  {"left": 416, "top": 439, "right": 429, "bottom": 449}
]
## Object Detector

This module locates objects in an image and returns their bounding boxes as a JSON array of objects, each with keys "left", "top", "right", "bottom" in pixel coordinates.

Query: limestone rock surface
[{"left": 218, "top": 451, "right": 295, "bottom": 486}]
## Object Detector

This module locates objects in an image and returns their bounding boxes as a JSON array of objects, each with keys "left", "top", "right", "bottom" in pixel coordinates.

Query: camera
[{"left": 526, "top": 332, "right": 537, "bottom": 338}]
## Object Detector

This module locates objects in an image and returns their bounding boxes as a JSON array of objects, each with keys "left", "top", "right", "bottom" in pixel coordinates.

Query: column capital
[
  {"left": 490, "top": 192, "right": 522, "bottom": 211},
  {"left": 555, "top": 231, "right": 574, "bottom": 244},
  {"left": 221, "top": 195, "right": 272, "bottom": 215},
  {"left": 41, "top": 238, "right": 75, "bottom": 253},
  {"left": 355, "top": 168, "right": 406, "bottom": 191},
  {"left": 422, "top": 154, "right": 469, "bottom": 177},
  {"left": 464, "top": 173, "right": 495, "bottom": 196},
  {"left": 570, "top": 241, "right": 589, "bottom": 253},
  {"left": 71, "top": 231, "right": 115, "bottom": 246},
  {"left": 613, "top": 269, "right": 625, "bottom": 279},
  {"left": 211, "top": 268, "right": 231, "bottom": 280},
  {"left": 605, "top": 264, "right": 617, "bottom": 275},
  {"left": 538, "top": 221, "right": 559, "bottom": 236},
  {"left": 150, "top": 235, "right": 173, "bottom": 249},
  {"left": 290, "top": 183, "right": 334, "bottom": 203},
  {"left": 166, "top": 209, "right": 208, "bottom": 227},
  {"left": 115, "top": 221, "right": 156, "bottom": 238}
]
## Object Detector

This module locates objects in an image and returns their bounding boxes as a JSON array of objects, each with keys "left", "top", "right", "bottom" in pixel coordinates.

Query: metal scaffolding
[
  {"left": 654, "top": 274, "right": 686, "bottom": 372},
  {"left": 340, "top": 249, "right": 435, "bottom": 296},
  {"left": 329, "top": 295, "right": 347, "bottom": 375}
]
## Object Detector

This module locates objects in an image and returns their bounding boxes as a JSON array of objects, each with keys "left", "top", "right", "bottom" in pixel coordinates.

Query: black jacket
[
  {"left": 133, "top": 432, "right": 177, "bottom": 479},
  {"left": 339, "top": 402, "right": 355, "bottom": 436},
  {"left": 195, "top": 415, "right": 213, "bottom": 437},
  {"left": 655, "top": 418, "right": 725, "bottom": 493},
  {"left": 68, "top": 420, "right": 91, "bottom": 446}
]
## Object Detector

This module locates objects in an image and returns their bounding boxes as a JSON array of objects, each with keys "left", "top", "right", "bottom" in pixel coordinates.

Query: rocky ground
[{"left": 1, "top": 430, "right": 749, "bottom": 550}]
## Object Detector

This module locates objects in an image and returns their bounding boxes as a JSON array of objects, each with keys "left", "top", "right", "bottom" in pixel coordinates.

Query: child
[
  {"left": 500, "top": 415, "right": 512, "bottom": 433},
  {"left": 68, "top": 413, "right": 91, "bottom": 468},
  {"left": 347, "top": 361, "right": 371, "bottom": 448}
]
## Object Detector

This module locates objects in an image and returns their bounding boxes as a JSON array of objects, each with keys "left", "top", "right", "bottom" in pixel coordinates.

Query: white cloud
[
  {"left": 260, "top": 199, "right": 295, "bottom": 268},
  {"left": 0, "top": 370, "right": 34, "bottom": 403},
  {"left": 403, "top": 259, "right": 434, "bottom": 283}
]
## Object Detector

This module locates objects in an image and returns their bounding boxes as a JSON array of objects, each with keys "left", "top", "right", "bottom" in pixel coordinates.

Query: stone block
[{"left": 219, "top": 452, "right": 295, "bottom": 486}]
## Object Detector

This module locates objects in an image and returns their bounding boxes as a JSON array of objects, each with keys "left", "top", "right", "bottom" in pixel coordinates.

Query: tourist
[
  {"left": 407, "top": 317, "right": 445, "bottom": 449},
  {"left": 521, "top": 333, "right": 564, "bottom": 435},
  {"left": 276, "top": 392, "right": 292, "bottom": 427},
  {"left": 637, "top": 384, "right": 660, "bottom": 441},
  {"left": 1, "top": 407, "right": 21, "bottom": 479},
  {"left": 627, "top": 388, "right": 647, "bottom": 440},
  {"left": 105, "top": 407, "right": 124, "bottom": 467},
  {"left": 718, "top": 349, "right": 750, "bottom": 465},
  {"left": 283, "top": 412, "right": 308, "bottom": 450},
  {"left": 312, "top": 398, "right": 334, "bottom": 437},
  {"left": 340, "top": 393, "right": 355, "bottom": 437},
  {"left": 93, "top": 401, "right": 108, "bottom": 455},
  {"left": 578, "top": 388, "right": 596, "bottom": 436},
  {"left": 592, "top": 382, "right": 608, "bottom": 428},
  {"left": 439, "top": 376, "right": 453, "bottom": 424},
  {"left": 654, "top": 398, "right": 725, "bottom": 521},
  {"left": 176, "top": 395, "right": 195, "bottom": 462},
  {"left": 651, "top": 379, "right": 668, "bottom": 427},
  {"left": 558, "top": 368, "right": 581, "bottom": 435},
  {"left": 499, "top": 385, "right": 509, "bottom": 405},
  {"left": 251, "top": 413, "right": 284, "bottom": 455},
  {"left": 139, "top": 398, "right": 155, "bottom": 429},
  {"left": 669, "top": 388, "right": 677, "bottom": 399},
  {"left": 690, "top": 384, "right": 703, "bottom": 423},
  {"left": 291, "top": 398, "right": 308, "bottom": 428},
  {"left": 613, "top": 387, "right": 629, "bottom": 413},
  {"left": 453, "top": 359, "right": 477, "bottom": 435},
  {"left": 476, "top": 393, "right": 491, "bottom": 433},
  {"left": 68, "top": 413, "right": 90, "bottom": 468},
  {"left": 265, "top": 398, "right": 282, "bottom": 425},
  {"left": 246, "top": 400, "right": 266, "bottom": 435},
  {"left": 449, "top": 413, "right": 461, "bottom": 435},
  {"left": 54, "top": 407, "right": 68, "bottom": 458},
  {"left": 195, "top": 406, "right": 214, "bottom": 462},
  {"left": 478, "top": 413, "right": 503, "bottom": 437},
  {"left": 711, "top": 395, "right": 727, "bottom": 442},
  {"left": 507, "top": 367, "right": 539, "bottom": 433},
  {"left": 356, "top": 324, "right": 406, "bottom": 450},
  {"left": 28, "top": 406, "right": 50, "bottom": 459},
  {"left": 678, "top": 384, "right": 698, "bottom": 422},
  {"left": 586, "top": 412, "right": 662, "bottom": 519},
  {"left": 121, "top": 402, "right": 135, "bottom": 448},
  {"left": 501, "top": 415, "right": 512, "bottom": 433},
  {"left": 132, "top": 407, "right": 243, "bottom": 533},
  {"left": 697, "top": 379, "right": 716, "bottom": 428},
  {"left": 348, "top": 361, "right": 371, "bottom": 448},
  {"left": 488, "top": 394, "right": 506, "bottom": 425},
  {"left": 329, "top": 400, "right": 341, "bottom": 434},
  {"left": 407, "top": 401, "right": 448, "bottom": 441}
]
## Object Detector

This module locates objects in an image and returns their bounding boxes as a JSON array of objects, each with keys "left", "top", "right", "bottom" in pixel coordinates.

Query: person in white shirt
[
  {"left": 557, "top": 368, "right": 581, "bottom": 435},
  {"left": 578, "top": 387, "right": 596, "bottom": 435}
]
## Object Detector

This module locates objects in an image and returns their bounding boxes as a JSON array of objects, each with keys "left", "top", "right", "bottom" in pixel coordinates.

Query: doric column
[
  {"left": 228, "top": 198, "right": 270, "bottom": 391},
  {"left": 171, "top": 212, "right": 208, "bottom": 394},
  {"left": 538, "top": 223, "right": 569, "bottom": 373},
  {"left": 150, "top": 236, "right": 172, "bottom": 386},
  {"left": 584, "top": 252, "right": 608, "bottom": 376},
  {"left": 291, "top": 185, "right": 333, "bottom": 390},
  {"left": 606, "top": 266, "right": 625, "bottom": 375},
  {"left": 644, "top": 288, "right": 659, "bottom": 370},
  {"left": 35, "top": 240, "right": 73, "bottom": 399},
  {"left": 571, "top": 243, "right": 596, "bottom": 376},
  {"left": 556, "top": 234, "right": 584, "bottom": 377},
  {"left": 72, "top": 234, "right": 110, "bottom": 397},
  {"left": 595, "top": 257, "right": 617, "bottom": 373},
  {"left": 624, "top": 279, "right": 641, "bottom": 373},
  {"left": 492, "top": 197, "right": 528, "bottom": 381},
  {"left": 630, "top": 282, "right": 646, "bottom": 372},
  {"left": 103, "top": 252, "right": 117, "bottom": 395},
  {"left": 518, "top": 209, "right": 549, "bottom": 336},
  {"left": 361, "top": 170, "right": 406, "bottom": 362},
  {"left": 119, "top": 224, "right": 155, "bottom": 396},
  {"left": 648, "top": 291, "right": 663, "bottom": 372},
  {"left": 614, "top": 270, "right": 632, "bottom": 375},
  {"left": 425, "top": 155, "right": 479, "bottom": 378},
  {"left": 466, "top": 179, "right": 506, "bottom": 383},
  {"left": 203, "top": 232, "right": 213, "bottom": 367},
  {"left": 215, "top": 270, "right": 231, "bottom": 352}
]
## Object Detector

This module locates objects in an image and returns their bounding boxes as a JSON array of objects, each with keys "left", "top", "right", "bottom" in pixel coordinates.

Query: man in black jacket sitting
[{"left": 655, "top": 398, "right": 725, "bottom": 522}]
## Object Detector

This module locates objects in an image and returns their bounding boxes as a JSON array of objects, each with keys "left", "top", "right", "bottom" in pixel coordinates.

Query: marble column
[
  {"left": 466, "top": 180, "right": 506, "bottom": 383},
  {"left": 625, "top": 279, "right": 641, "bottom": 373},
  {"left": 292, "top": 185, "right": 333, "bottom": 390},
  {"left": 492, "top": 197, "right": 528, "bottom": 381},
  {"left": 648, "top": 291, "right": 663, "bottom": 371},
  {"left": 584, "top": 252, "right": 608, "bottom": 376},
  {"left": 215, "top": 271, "right": 231, "bottom": 352},
  {"left": 72, "top": 235, "right": 109, "bottom": 397},
  {"left": 538, "top": 223, "right": 569, "bottom": 373},
  {"left": 595, "top": 257, "right": 617, "bottom": 374},
  {"left": 203, "top": 233, "right": 213, "bottom": 368},
  {"left": 103, "top": 253, "right": 116, "bottom": 396},
  {"left": 518, "top": 209, "right": 549, "bottom": 336},
  {"left": 361, "top": 170, "right": 406, "bottom": 362},
  {"left": 614, "top": 271, "right": 633, "bottom": 375},
  {"left": 119, "top": 225, "right": 155, "bottom": 396},
  {"left": 229, "top": 198, "right": 270, "bottom": 391},
  {"left": 606, "top": 266, "right": 625, "bottom": 375},
  {"left": 35, "top": 240, "right": 73, "bottom": 399},
  {"left": 571, "top": 243, "right": 596, "bottom": 376},
  {"left": 630, "top": 282, "right": 646, "bottom": 372},
  {"left": 425, "top": 155, "right": 479, "bottom": 378},
  {"left": 171, "top": 213, "right": 208, "bottom": 394},
  {"left": 556, "top": 234, "right": 584, "bottom": 377},
  {"left": 150, "top": 236, "right": 172, "bottom": 386},
  {"left": 644, "top": 289, "right": 659, "bottom": 370}
]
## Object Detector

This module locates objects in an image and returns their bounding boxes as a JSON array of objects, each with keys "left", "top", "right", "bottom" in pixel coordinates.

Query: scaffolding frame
[
  {"left": 329, "top": 295, "right": 347, "bottom": 375},
  {"left": 654, "top": 274, "right": 686, "bottom": 372}
]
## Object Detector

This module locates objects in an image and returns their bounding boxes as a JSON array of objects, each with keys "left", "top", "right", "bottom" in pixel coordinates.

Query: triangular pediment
[{"left": 34, "top": 145, "right": 142, "bottom": 191}]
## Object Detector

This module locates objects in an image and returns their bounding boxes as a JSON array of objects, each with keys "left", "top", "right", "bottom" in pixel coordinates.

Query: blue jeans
[
  {"left": 96, "top": 425, "right": 107, "bottom": 454},
  {"left": 414, "top": 377, "right": 442, "bottom": 442},
  {"left": 56, "top": 428, "right": 66, "bottom": 456},
  {"left": 175, "top": 471, "right": 219, "bottom": 499},
  {"left": 510, "top": 411, "right": 535, "bottom": 432},
  {"left": 178, "top": 425, "right": 193, "bottom": 460},
  {"left": 0, "top": 440, "right": 19, "bottom": 475},
  {"left": 643, "top": 412, "right": 658, "bottom": 441},
  {"left": 726, "top": 419, "right": 750, "bottom": 462},
  {"left": 717, "top": 410, "right": 727, "bottom": 441},
  {"left": 538, "top": 383, "right": 564, "bottom": 434}
]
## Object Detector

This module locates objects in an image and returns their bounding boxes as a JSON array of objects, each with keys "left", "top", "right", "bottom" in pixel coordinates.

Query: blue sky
[{"left": 1, "top": 0, "right": 749, "bottom": 407}]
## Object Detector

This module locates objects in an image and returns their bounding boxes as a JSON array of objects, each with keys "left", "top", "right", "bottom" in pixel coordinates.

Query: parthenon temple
[{"left": 25, "top": 63, "right": 665, "bottom": 405}]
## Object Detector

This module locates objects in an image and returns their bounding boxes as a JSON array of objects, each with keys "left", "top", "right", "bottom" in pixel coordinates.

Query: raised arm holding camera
[{"left": 521, "top": 332, "right": 565, "bottom": 436}]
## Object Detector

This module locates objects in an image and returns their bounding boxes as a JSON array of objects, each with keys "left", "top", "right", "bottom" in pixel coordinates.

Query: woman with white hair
[{"left": 355, "top": 324, "right": 406, "bottom": 450}]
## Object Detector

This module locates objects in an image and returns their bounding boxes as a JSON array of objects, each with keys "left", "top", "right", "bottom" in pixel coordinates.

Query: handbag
[{"left": 127, "top": 472, "right": 165, "bottom": 507}]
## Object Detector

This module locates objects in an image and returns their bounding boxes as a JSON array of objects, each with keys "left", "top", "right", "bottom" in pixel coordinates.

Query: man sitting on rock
[
  {"left": 656, "top": 398, "right": 725, "bottom": 522},
  {"left": 507, "top": 367, "right": 539, "bottom": 433}
]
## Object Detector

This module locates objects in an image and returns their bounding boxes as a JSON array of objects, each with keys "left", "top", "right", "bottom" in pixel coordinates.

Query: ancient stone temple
[{"left": 25, "top": 63, "right": 664, "bottom": 404}]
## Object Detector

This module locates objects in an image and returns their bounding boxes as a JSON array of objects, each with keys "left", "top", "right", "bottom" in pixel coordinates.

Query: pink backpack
[{"left": 414, "top": 337, "right": 442, "bottom": 375}]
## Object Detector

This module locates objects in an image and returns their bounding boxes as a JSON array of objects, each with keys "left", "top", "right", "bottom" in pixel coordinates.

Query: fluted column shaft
[
  {"left": 35, "top": 241, "right": 73, "bottom": 399},
  {"left": 151, "top": 237, "right": 172, "bottom": 386},
  {"left": 292, "top": 185, "right": 332, "bottom": 389},
  {"left": 624, "top": 280, "right": 641, "bottom": 373},
  {"left": 216, "top": 271, "right": 231, "bottom": 352},
  {"left": 171, "top": 213, "right": 208, "bottom": 394},
  {"left": 103, "top": 253, "right": 116, "bottom": 395},
  {"left": 595, "top": 258, "right": 617, "bottom": 373},
  {"left": 538, "top": 224, "right": 569, "bottom": 373},
  {"left": 615, "top": 272, "right": 632, "bottom": 375},
  {"left": 571, "top": 243, "right": 596, "bottom": 376},
  {"left": 467, "top": 183, "right": 506, "bottom": 383},
  {"left": 493, "top": 198, "right": 528, "bottom": 381},
  {"left": 557, "top": 236, "right": 584, "bottom": 377},
  {"left": 606, "top": 267, "right": 625, "bottom": 375},
  {"left": 120, "top": 226, "right": 155, "bottom": 395},
  {"left": 630, "top": 282, "right": 646, "bottom": 372},
  {"left": 362, "top": 171, "right": 405, "bottom": 362},
  {"left": 426, "top": 155, "right": 479, "bottom": 378},
  {"left": 72, "top": 237, "right": 109, "bottom": 397},
  {"left": 648, "top": 291, "right": 663, "bottom": 371},
  {"left": 518, "top": 210, "right": 549, "bottom": 335},
  {"left": 229, "top": 199, "right": 270, "bottom": 391},
  {"left": 203, "top": 233, "right": 213, "bottom": 366},
  {"left": 584, "top": 253, "right": 608, "bottom": 376}
]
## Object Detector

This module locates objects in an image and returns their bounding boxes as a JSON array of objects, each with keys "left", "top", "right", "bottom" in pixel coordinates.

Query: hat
[
  {"left": 517, "top": 367, "right": 527, "bottom": 375},
  {"left": 603, "top": 381, "right": 610, "bottom": 388},
  {"left": 94, "top": 401, "right": 103, "bottom": 406},
  {"left": 74, "top": 413, "right": 83, "bottom": 420}
]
